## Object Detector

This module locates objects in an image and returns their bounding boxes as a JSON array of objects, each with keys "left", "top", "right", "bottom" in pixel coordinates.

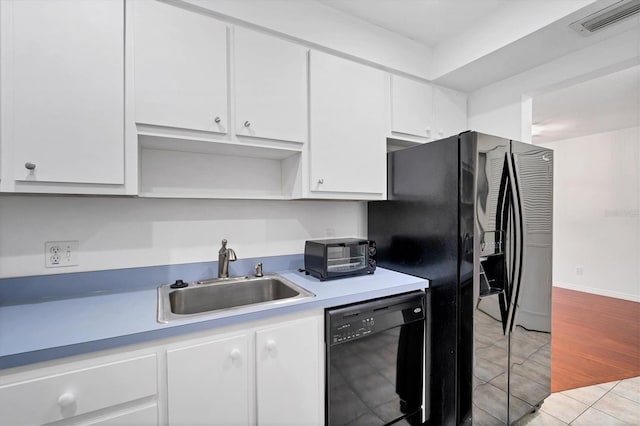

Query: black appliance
[
  {"left": 326, "top": 291, "right": 427, "bottom": 426},
  {"left": 368, "top": 132, "right": 553, "bottom": 425},
  {"left": 305, "top": 238, "right": 376, "bottom": 281}
]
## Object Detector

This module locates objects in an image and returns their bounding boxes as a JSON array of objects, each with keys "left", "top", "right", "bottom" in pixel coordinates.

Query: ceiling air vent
[{"left": 570, "top": 0, "right": 640, "bottom": 35}]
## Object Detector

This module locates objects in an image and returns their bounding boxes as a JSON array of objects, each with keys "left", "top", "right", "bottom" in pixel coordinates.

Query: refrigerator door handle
[
  {"left": 486, "top": 154, "right": 512, "bottom": 335},
  {"left": 505, "top": 152, "right": 525, "bottom": 333}
]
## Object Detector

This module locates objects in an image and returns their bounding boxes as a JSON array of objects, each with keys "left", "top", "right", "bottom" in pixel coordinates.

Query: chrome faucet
[{"left": 218, "top": 239, "right": 237, "bottom": 278}]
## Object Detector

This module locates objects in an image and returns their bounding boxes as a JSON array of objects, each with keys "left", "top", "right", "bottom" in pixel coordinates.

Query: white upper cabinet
[
  {"left": 0, "top": 0, "right": 124, "bottom": 186},
  {"left": 234, "top": 28, "right": 308, "bottom": 143},
  {"left": 134, "top": 0, "right": 228, "bottom": 133},
  {"left": 309, "top": 51, "right": 386, "bottom": 198},
  {"left": 390, "top": 75, "right": 434, "bottom": 139},
  {"left": 433, "top": 84, "right": 468, "bottom": 139}
]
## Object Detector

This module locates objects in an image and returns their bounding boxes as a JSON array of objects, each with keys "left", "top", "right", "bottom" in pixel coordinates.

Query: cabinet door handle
[
  {"left": 25, "top": 162, "right": 36, "bottom": 170},
  {"left": 317, "top": 178, "right": 324, "bottom": 185},
  {"left": 266, "top": 339, "right": 276, "bottom": 351},
  {"left": 57, "top": 392, "right": 75, "bottom": 408},
  {"left": 214, "top": 116, "right": 221, "bottom": 124},
  {"left": 230, "top": 348, "right": 241, "bottom": 360},
  {"left": 244, "top": 121, "right": 251, "bottom": 128}
]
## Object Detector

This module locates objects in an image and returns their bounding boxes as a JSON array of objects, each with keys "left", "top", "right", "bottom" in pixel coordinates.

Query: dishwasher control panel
[
  {"left": 332, "top": 317, "right": 375, "bottom": 343},
  {"left": 326, "top": 291, "right": 425, "bottom": 346}
]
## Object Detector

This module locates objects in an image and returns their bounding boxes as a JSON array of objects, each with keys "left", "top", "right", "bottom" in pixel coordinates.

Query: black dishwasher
[{"left": 326, "top": 291, "right": 426, "bottom": 426}]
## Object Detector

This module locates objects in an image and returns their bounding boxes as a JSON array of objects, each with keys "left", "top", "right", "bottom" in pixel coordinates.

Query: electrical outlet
[
  {"left": 45, "top": 241, "right": 78, "bottom": 268},
  {"left": 576, "top": 266, "right": 584, "bottom": 276}
]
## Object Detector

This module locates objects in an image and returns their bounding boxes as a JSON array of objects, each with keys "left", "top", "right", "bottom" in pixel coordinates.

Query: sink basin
[{"left": 157, "top": 274, "right": 315, "bottom": 323}]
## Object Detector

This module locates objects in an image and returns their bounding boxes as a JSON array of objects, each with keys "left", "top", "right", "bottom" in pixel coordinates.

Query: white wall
[
  {"left": 0, "top": 196, "right": 366, "bottom": 278},
  {"left": 538, "top": 126, "right": 640, "bottom": 301},
  {"left": 468, "top": 26, "right": 640, "bottom": 140}
]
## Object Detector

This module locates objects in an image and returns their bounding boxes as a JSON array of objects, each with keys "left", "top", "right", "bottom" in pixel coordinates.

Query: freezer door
[
  {"left": 507, "top": 142, "right": 553, "bottom": 424},
  {"left": 370, "top": 136, "right": 461, "bottom": 426}
]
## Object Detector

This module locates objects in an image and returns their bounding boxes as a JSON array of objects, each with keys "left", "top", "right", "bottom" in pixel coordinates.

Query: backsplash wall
[{"left": 0, "top": 196, "right": 366, "bottom": 278}]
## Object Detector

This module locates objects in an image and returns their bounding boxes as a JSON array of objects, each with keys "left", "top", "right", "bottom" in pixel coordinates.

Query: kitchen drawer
[
  {"left": 0, "top": 354, "right": 157, "bottom": 425},
  {"left": 80, "top": 403, "right": 158, "bottom": 426}
]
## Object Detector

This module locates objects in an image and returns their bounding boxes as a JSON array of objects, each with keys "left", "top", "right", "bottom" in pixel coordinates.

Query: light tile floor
[{"left": 518, "top": 376, "right": 640, "bottom": 425}]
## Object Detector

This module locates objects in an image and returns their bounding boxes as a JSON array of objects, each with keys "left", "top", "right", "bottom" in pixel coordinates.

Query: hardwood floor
[{"left": 551, "top": 287, "right": 640, "bottom": 392}]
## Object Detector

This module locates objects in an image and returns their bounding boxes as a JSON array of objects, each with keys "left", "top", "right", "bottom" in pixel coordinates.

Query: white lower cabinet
[
  {"left": 256, "top": 316, "right": 323, "bottom": 426},
  {"left": 167, "top": 333, "right": 250, "bottom": 425},
  {"left": 0, "top": 312, "right": 323, "bottom": 426},
  {"left": 81, "top": 404, "right": 158, "bottom": 426},
  {"left": 166, "top": 312, "right": 324, "bottom": 426},
  {"left": 0, "top": 352, "right": 158, "bottom": 425}
]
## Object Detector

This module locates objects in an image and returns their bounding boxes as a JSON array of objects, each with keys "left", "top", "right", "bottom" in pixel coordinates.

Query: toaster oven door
[{"left": 326, "top": 244, "right": 367, "bottom": 275}]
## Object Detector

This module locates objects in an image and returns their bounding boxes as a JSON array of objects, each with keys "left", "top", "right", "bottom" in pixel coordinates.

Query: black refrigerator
[{"left": 368, "top": 131, "right": 553, "bottom": 425}]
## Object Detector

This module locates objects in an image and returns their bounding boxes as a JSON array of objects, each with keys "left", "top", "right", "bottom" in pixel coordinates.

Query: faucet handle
[
  {"left": 227, "top": 248, "right": 237, "bottom": 262},
  {"left": 255, "top": 262, "right": 264, "bottom": 277}
]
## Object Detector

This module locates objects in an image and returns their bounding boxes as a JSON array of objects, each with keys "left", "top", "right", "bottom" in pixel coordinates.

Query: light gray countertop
[{"left": 0, "top": 267, "right": 428, "bottom": 369}]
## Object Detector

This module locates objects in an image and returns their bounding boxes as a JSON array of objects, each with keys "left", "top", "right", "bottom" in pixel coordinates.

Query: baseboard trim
[{"left": 554, "top": 282, "right": 640, "bottom": 302}]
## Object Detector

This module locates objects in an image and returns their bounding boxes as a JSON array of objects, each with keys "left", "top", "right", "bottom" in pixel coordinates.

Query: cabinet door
[
  {"left": 309, "top": 51, "right": 386, "bottom": 196},
  {"left": 256, "top": 316, "right": 322, "bottom": 426},
  {"left": 134, "top": 0, "right": 228, "bottom": 133},
  {"left": 433, "top": 84, "right": 467, "bottom": 140},
  {"left": 167, "top": 334, "right": 249, "bottom": 426},
  {"left": 235, "top": 28, "right": 308, "bottom": 143},
  {"left": 3, "top": 0, "right": 124, "bottom": 184},
  {"left": 391, "top": 75, "right": 433, "bottom": 139}
]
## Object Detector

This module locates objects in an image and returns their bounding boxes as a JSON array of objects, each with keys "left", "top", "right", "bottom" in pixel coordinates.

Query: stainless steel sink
[{"left": 157, "top": 274, "right": 315, "bottom": 323}]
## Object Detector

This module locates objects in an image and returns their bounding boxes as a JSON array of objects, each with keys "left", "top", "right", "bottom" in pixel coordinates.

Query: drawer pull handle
[
  {"left": 214, "top": 116, "right": 221, "bottom": 124},
  {"left": 25, "top": 162, "right": 36, "bottom": 170},
  {"left": 230, "top": 348, "right": 241, "bottom": 360},
  {"left": 57, "top": 392, "right": 75, "bottom": 408},
  {"left": 266, "top": 339, "right": 276, "bottom": 351}
]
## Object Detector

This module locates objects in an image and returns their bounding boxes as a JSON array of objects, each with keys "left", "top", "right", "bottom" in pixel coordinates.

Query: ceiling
[
  {"left": 317, "top": 0, "right": 506, "bottom": 47},
  {"left": 532, "top": 65, "right": 640, "bottom": 143}
]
